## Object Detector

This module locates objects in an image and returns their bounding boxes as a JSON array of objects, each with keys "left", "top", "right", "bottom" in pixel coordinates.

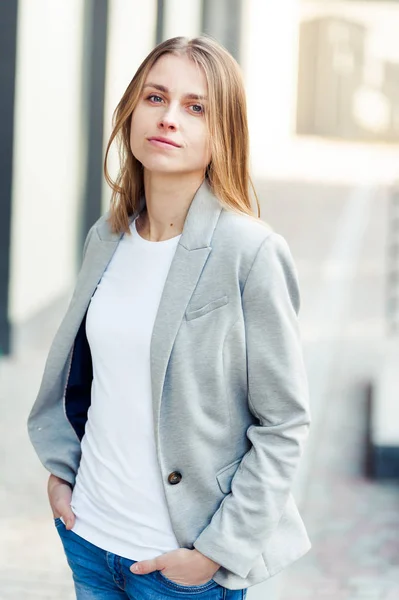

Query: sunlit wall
[{"left": 9, "top": 0, "right": 85, "bottom": 323}]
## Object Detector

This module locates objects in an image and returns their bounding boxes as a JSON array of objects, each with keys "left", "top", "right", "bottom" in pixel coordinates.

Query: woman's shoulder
[
  {"left": 216, "top": 209, "right": 298, "bottom": 300},
  {"left": 216, "top": 208, "right": 285, "bottom": 255}
]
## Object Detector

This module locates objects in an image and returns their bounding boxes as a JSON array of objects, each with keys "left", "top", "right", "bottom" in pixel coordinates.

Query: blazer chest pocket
[
  {"left": 185, "top": 295, "right": 229, "bottom": 321},
  {"left": 216, "top": 457, "right": 242, "bottom": 494}
]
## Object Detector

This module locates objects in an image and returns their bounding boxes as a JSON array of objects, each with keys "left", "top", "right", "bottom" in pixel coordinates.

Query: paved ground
[
  {"left": 1, "top": 179, "right": 398, "bottom": 599},
  {"left": 279, "top": 357, "right": 399, "bottom": 600}
]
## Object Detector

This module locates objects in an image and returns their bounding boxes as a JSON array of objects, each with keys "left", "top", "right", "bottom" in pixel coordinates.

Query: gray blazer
[{"left": 27, "top": 179, "right": 311, "bottom": 590}]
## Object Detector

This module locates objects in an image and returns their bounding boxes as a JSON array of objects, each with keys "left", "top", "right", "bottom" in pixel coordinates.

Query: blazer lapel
[
  {"left": 150, "top": 179, "right": 222, "bottom": 448},
  {"left": 64, "top": 180, "right": 221, "bottom": 450}
]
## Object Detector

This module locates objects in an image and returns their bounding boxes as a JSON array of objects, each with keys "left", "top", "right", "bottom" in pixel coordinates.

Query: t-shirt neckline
[{"left": 132, "top": 216, "right": 182, "bottom": 245}]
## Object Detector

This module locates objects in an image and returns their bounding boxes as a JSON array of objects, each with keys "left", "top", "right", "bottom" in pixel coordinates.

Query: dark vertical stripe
[
  {"left": 79, "top": 0, "right": 109, "bottom": 261},
  {"left": 156, "top": 0, "right": 165, "bottom": 44},
  {"left": 202, "top": 0, "right": 243, "bottom": 63},
  {"left": 0, "top": 1, "right": 18, "bottom": 356}
]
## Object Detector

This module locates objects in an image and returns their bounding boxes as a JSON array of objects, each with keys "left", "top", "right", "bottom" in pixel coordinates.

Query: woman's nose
[{"left": 158, "top": 107, "right": 178, "bottom": 131}]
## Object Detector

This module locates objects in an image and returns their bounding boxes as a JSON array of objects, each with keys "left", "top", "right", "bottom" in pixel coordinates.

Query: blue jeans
[{"left": 54, "top": 518, "right": 247, "bottom": 599}]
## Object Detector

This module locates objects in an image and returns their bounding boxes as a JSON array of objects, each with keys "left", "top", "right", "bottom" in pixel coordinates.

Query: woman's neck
[{"left": 138, "top": 171, "right": 204, "bottom": 242}]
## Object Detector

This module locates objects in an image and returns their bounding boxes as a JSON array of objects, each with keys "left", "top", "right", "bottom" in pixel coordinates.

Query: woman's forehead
[{"left": 145, "top": 54, "right": 208, "bottom": 96}]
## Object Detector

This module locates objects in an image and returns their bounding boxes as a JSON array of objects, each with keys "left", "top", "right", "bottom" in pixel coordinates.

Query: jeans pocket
[
  {"left": 54, "top": 517, "right": 64, "bottom": 528},
  {"left": 155, "top": 569, "right": 218, "bottom": 593}
]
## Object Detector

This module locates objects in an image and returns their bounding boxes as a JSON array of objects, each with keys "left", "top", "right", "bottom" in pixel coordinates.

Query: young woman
[{"left": 28, "top": 35, "right": 311, "bottom": 599}]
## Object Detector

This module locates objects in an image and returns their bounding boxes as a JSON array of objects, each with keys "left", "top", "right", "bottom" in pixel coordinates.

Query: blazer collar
[{"left": 95, "top": 178, "right": 222, "bottom": 250}]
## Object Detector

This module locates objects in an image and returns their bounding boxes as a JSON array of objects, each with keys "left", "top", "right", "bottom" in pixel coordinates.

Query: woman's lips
[{"left": 147, "top": 138, "right": 180, "bottom": 149}]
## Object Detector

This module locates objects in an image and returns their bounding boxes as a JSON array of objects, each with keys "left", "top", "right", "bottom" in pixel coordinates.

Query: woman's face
[{"left": 130, "top": 53, "right": 211, "bottom": 177}]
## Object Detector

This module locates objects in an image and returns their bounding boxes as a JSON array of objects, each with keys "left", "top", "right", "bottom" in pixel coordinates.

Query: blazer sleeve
[{"left": 193, "top": 232, "right": 311, "bottom": 579}]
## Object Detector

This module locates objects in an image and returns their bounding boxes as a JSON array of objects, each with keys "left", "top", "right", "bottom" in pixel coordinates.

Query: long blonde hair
[{"left": 104, "top": 35, "right": 260, "bottom": 234}]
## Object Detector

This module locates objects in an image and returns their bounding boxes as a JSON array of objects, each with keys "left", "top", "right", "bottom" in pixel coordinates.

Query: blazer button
[{"left": 168, "top": 471, "right": 182, "bottom": 485}]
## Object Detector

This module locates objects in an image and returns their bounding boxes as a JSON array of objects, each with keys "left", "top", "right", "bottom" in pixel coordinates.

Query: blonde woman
[{"left": 28, "top": 35, "right": 311, "bottom": 599}]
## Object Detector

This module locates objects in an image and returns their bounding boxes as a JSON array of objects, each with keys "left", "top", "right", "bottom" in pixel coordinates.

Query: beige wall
[
  {"left": 162, "top": 0, "right": 202, "bottom": 40},
  {"left": 242, "top": 0, "right": 301, "bottom": 177},
  {"left": 297, "top": 1, "right": 399, "bottom": 142},
  {"left": 241, "top": 0, "right": 399, "bottom": 184},
  {"left": 9, "top": 0, "right": 85, "bottom": 323}
]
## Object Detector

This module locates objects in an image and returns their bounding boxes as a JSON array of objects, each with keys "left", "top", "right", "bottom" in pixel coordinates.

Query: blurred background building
[{"left": 1, "top": 1, "right": 399, "bottom": 599}]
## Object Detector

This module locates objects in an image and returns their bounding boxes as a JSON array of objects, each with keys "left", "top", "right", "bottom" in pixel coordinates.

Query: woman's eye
[
  {"left": 146, "top": 94, "right": 204, "bottom": 114},
  {"left": 190, "top": 104, "right": 204, "bottom": 114},
  {"left": 147, "top": 94, "right": 163, "bottom": 103}
]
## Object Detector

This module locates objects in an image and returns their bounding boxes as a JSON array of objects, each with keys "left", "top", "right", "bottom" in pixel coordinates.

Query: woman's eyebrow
[{"left": 143, "top": 82, "right": 207, "bottom": 101}]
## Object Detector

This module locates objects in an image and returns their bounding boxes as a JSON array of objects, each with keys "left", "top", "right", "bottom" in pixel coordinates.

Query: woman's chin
[{"left": 142, "top": 163, "right": 188, "bottom": 176}]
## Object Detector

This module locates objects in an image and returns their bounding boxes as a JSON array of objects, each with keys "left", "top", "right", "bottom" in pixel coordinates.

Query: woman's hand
[
  {"left": 47, "top": 474, "right": 75, "bottom": 529},
  {"left": 130, "top": 548, "right": 220, "bottom": 586}
]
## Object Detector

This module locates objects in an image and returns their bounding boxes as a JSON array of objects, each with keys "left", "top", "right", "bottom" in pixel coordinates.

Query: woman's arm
[{"left": 193, "top": 232, "right": 311, "bottom": 578}]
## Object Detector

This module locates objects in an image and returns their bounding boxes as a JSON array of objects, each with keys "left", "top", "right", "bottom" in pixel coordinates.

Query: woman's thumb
[{"left": 61, "top": 504, "right": 76, "bottom": 529}]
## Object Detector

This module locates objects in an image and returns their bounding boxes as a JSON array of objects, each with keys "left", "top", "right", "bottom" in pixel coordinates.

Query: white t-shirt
[{"left": 70, "top": 216, "right": 182, "bottom": 560}]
